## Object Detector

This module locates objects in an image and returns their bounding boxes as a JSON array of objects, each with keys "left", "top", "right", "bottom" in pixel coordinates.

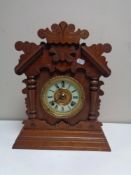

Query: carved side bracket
[
  {"left": 88, "top": 43, "right": 112, "bottom": 56},
  {"left": 15, "top": 41, "right": 44, "bottom": 75},
  {"left": 81, "top": 44, "right": 111, "bottom": 77}
]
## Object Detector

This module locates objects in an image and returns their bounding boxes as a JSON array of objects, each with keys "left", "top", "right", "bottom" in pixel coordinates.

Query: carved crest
[{"left": 37, "top": 21, "right": 89, "bottom": 44}]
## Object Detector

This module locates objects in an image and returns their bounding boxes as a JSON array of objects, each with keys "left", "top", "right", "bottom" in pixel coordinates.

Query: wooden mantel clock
[{"left": 13, "top": 21, "right": 112, "bottom": 151}]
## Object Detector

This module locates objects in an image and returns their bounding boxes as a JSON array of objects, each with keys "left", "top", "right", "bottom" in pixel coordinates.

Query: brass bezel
[{"left": 40, "top": 76, "right": 85, "bottom": 118}]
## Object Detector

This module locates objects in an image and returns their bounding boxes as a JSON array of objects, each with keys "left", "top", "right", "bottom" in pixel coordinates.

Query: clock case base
[{"left": 13, "top": 121, "right": 111, "bottom": 151}]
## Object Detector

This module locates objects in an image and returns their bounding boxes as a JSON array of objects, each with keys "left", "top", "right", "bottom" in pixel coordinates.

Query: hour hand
[{"left": 54, "top": 95, "right": 60, "bottom": 103}]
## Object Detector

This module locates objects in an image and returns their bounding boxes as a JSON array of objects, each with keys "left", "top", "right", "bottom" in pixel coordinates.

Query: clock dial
[{"left": 41, "top": 76, "right": 85, "bottom": 118}]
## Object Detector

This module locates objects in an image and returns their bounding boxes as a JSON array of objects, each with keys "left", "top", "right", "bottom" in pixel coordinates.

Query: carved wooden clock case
[{"left": 13, "top": 21, "right": 112, "bottom": 151}]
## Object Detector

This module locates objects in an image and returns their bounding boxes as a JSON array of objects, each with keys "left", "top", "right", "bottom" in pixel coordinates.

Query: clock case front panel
[
  {"left": 13, "top": 21, "right": 111, "bottom": 151},
  {"left": 37, "top": 70, "right": 89, "bottom": 125}
]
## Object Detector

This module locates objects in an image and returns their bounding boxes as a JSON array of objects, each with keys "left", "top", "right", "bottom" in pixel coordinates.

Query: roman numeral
[
  {"left": 67, "top": 83, "right": 71, "bottom": 89},
  {"left": 73, "top": 96, "right": 78, "bottom": 99},
  {"left": 72, "top": 89, "right": 77, "bottom": 93},
  {"left": 49, "top": 101, "right": 55, "bottom": 106},
  {"left": 48, "top": 96, "right": 53, "bottom": 98},
  {"left": 55, "top": 83, "right": 60, "bottom": 89},
  {"left": 68, "top": 106, "right": 71, "bottom": 110},
  {"left": 55, "top": 104, "right": 58, "bottom": 109},
  {"left": 61, "top": 81, "right": 65, "bottom": 88},
  {"left": 71, "top": 101, "right": 76, "bottom": 107},
  {"left": 49, "top": 90, "right": 55, "bottom": 92},
  {"left": 62, "top": 106, "right": 64, "bottom": 112}
]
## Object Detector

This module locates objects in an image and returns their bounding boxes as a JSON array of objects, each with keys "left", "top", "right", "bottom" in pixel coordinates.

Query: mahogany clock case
[{"left": 13, "top": 21, "right": 112, "bottom": 151}]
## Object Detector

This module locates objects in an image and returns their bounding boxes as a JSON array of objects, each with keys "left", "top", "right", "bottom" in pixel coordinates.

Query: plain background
[{"left": 0, "top": 0, "right": 131, "bottom": 123}]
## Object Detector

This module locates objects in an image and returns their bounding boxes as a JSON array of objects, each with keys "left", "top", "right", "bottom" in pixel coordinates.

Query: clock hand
[
  {"left": 54, "top": 94, "right": 61, "bottom": 102},
  {"left": 54, "top": 92, "right": 66, "bottom": 103}
]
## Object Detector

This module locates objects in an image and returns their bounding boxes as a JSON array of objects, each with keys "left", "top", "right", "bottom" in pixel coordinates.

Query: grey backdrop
[{"left": 0, "top": 0, "right": 131, "bottom": 123}]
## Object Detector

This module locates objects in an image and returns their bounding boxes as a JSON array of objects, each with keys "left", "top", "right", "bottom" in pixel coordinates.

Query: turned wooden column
[
  {"left": 89, "top": 78, "right": 99, "bottom": 120},
  {"left": 27, "top": 76, "right": 37, "bottom": 119}
]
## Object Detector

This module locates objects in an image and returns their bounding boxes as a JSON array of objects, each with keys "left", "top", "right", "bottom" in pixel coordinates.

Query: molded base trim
[{"left": 13, "top": 127, "right": 111, "bottom": 151}]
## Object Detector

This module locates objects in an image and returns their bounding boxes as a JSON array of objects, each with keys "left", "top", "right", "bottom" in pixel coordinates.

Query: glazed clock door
[{"left": 41, "top": 76, "right": 85, "bottom": 118}]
